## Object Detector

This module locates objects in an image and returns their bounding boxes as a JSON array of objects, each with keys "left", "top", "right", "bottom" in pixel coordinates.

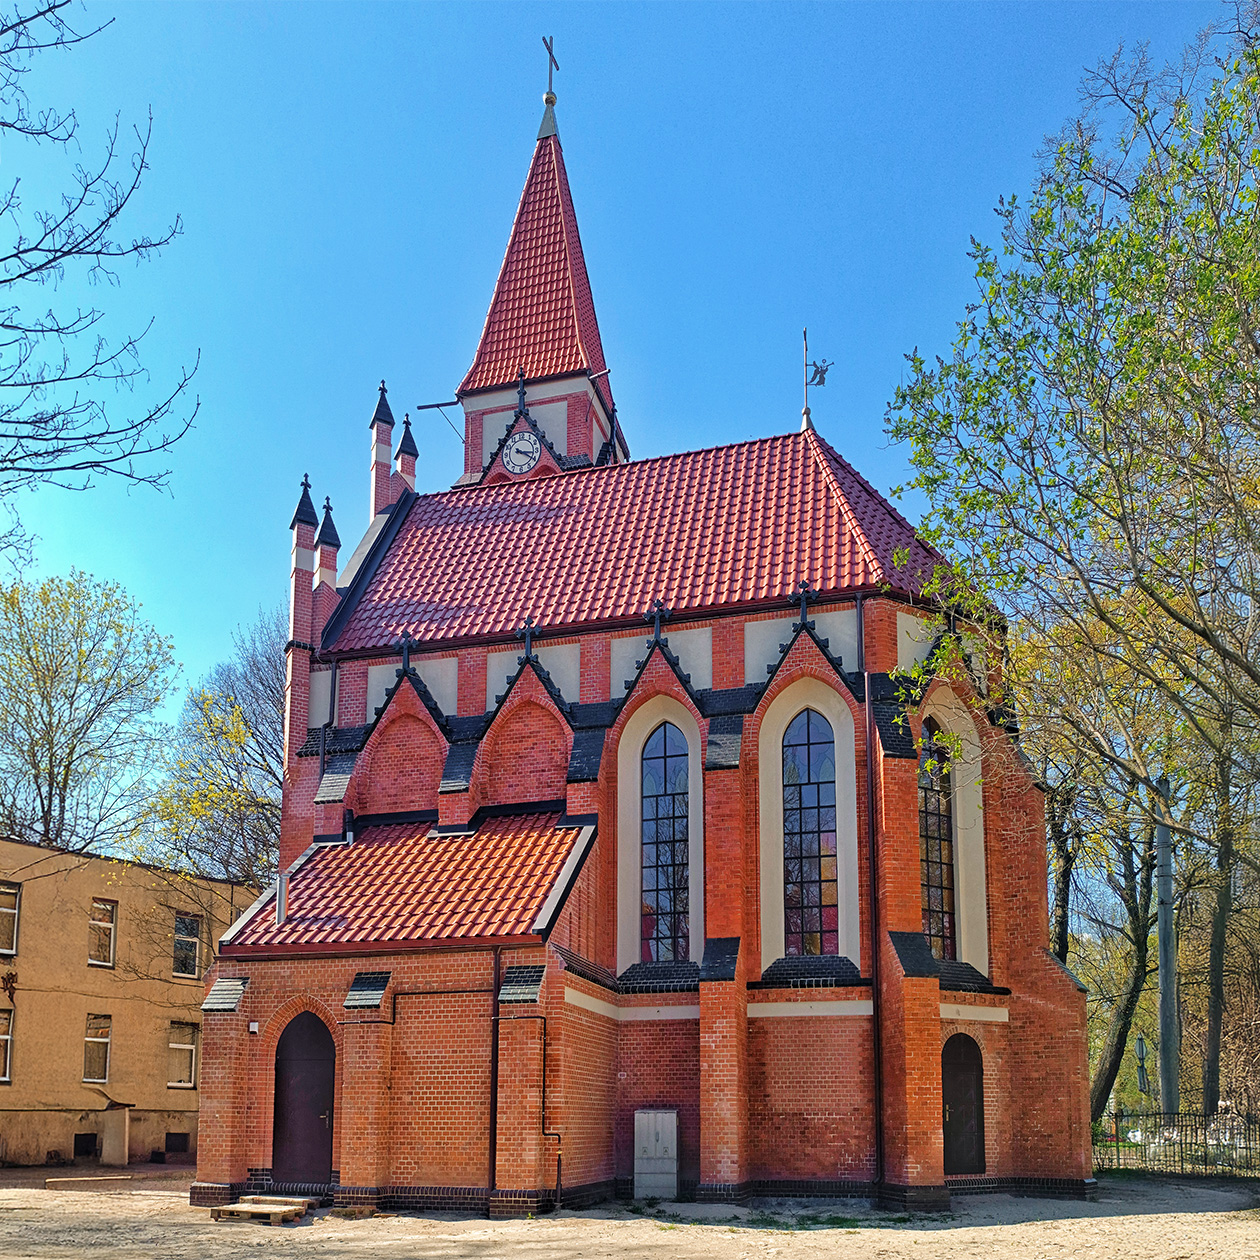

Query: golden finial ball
[{"left": 544, "top": 91, "right": 557, "bottom": 106}]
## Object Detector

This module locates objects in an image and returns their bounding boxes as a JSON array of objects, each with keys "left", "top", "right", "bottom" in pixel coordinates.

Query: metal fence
[{"left": 1094, "top": 1112, "right": 1260, "bottom": 1178}]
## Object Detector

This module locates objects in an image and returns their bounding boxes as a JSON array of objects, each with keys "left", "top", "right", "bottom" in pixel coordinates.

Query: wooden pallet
[{"left": 210, "top": 1196, "right": 317, "bottom": 1226}]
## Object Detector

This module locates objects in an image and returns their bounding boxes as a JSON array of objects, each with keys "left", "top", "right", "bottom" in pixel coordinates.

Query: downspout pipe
[
  {"left": 858, "top": 593, "right": 886, "bottom": 1197},
  {"left": 489, "top": 947, "right": 501, "bottom": 1200}
]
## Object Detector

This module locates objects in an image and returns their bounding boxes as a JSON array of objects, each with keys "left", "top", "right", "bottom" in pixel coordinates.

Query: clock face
[{"left": 503, "top": 429, "right": 542, "bottom": 475}]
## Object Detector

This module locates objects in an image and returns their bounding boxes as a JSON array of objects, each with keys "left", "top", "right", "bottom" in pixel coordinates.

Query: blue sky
[{"left": 14, "top": 0, "right": 1216, "bottom": 695}]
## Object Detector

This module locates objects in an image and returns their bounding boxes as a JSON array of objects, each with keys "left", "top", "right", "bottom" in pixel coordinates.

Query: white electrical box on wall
[{"left": 633, "top": 1109, "right": 678, "bottom": 1200}]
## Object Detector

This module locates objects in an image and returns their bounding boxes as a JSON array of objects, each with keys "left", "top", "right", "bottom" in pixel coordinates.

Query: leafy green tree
[{"left": 0, "top": 568, "right": 175, "bottom": 851}]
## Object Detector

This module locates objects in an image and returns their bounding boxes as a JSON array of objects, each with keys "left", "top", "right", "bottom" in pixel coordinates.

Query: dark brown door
[
  {"left": 272, "top": 1012, "right": 335, "bottom": 1185},
  {"left": 942, "top": 1033, "right": 985, "bottom": 1175}
]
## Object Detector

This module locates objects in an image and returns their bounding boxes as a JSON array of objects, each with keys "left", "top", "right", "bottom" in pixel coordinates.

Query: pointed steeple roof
[
  {"left": 394, "top": 414, "right": 418, "bottom": 460},
  {"left": 289, "top": 474, "right": 319, "bottom": 530},
  {"left": 370, "top": 380, "right": 395, "bottom": 428},
  {"left": 315, "top": 496, "right": 341, "bottom": 549},
  {"left": 458, "top": 103, "right": 613, "bottom": 410}
]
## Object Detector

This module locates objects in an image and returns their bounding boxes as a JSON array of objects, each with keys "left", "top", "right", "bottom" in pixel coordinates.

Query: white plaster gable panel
[
  {"left": 480, "top": 400, "right": 569, "bottom": 466},
  {"left": 611, "top": 627, "right": 712, "bottom": 695},
  {"left": 365, "top": 663, "right": 397, "bottom": 723},
  {"left": 365, "top": 657, "right": 458, "bottom": 724},
  {"left": 416, "top": 656, "right": 458, "bottom": 716},
  {"left": 664, "top": 627, "right": 712, "bottom": 691},
  {"left": 744, "top": 607, "right": 857, "bottom": 684},
  {"left": 897, "top": 609, "right": 937, "bottom": 671},
  {"left": 486, "top": 643, "right": 580, "bottom": 711},
  {"left": 611, "top": 633, "right": 651, "bottom": 698},
  {"left": 309, "top": 670, "right": 332, "bottom": 726}
]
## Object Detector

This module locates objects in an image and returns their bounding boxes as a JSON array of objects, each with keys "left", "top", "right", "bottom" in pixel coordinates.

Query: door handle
[{"left": 319, "top": 1111, "right": 330, "bottom": 1128}]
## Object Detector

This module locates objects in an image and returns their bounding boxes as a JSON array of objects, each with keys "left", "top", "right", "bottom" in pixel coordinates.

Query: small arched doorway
[
  {"left": 272, "top": 1012, "right": 335, "bottom": 1185},
  {"left": 942, "top": 1033, "right": 985, "bottom": 1175}
]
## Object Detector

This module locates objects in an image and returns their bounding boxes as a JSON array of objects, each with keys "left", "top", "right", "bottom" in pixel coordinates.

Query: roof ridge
[{"left": 802, "top": 428, "right": 883, "bottom": 582}]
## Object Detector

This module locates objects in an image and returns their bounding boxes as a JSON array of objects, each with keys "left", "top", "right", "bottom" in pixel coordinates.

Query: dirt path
[{"left": 0, "top": 1176, "right": 1254, "bottom": 1260}]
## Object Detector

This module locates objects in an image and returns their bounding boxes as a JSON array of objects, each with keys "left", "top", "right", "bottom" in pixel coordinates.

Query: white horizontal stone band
[
  {"left": 564, "top": 987, "right": 699, "bottom": 1022},
  {"left": 940, "top": 1003, "right": 1009, "bottom": 1023},
  {"left": 747, "top": 1000, "right": 873, "bottom": 1018}
]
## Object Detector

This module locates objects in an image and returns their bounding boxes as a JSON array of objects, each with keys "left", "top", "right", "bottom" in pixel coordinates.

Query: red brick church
[{"left": 193, "top": 85, "right": 1094, "bottom": 1213}]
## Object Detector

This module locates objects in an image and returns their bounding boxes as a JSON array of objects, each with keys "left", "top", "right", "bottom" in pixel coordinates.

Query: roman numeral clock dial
[{"left": 503, "top": 429, "right": 542, "bottom": 474}]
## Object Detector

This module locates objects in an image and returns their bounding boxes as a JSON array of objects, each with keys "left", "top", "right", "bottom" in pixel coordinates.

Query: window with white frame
[
  {"left": 83, "top": 1014, "right": 111, "bottom": 1083},
  {"left": 168, "top": 1021, "right": 197, "bottom": 1088},
  {"left": 0, "top": 1009, "right": 11, "bottom": 1082},
  {"left": 88, "top": 900, "right": 116, "bottom": 967},
  {"left": 0, "top": 883, "right": 17, "bottom": 955},
  {"left": 172, "top": 915, "right": 201, "bottom": 978}
]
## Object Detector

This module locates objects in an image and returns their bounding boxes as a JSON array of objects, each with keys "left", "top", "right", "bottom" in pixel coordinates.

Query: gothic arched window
[
  {"left": 782, "top": 709, "right": 837, "bottom": 956},
  {"left": 641, "top": 722, "right": 689, "bottom": 962},
  {"left": 919, "top": 717, "right": 957, "bottom": 960}
]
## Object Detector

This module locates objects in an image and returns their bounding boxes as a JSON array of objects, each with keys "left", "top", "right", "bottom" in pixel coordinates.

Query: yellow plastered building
[{"left": 0, "top": 837, "right": 250, "bottom": 1166}]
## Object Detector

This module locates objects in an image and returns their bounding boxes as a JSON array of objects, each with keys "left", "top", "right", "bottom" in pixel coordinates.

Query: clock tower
[{"left": 454, "top": 91, "right": 628, "bottom": 486}]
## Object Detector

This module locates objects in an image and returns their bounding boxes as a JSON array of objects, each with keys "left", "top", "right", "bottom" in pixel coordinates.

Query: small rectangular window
[
  {"left": 172, "top": 915, "right": 201, "bottom": 978},
  {"left": 0, "top": 883, "right": 18, "bottom": 955},
  {"left": 0, "top": 1009, "right": 11, "bottom": 1083},
  {"left": 88, "top": 900, "right": 116, "bottom": 967},
  {"left": 83, "top": 1014, "right": 111, "bottom": 1083},
  {"left": 168, "top": 1021, "right": 197, "bottom": 1088}
]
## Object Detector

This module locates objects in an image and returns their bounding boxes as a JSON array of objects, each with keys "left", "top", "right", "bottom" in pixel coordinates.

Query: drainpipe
[
  {"left": 488, "top": 947, "right": 501, "bottom": 1200},
  {"left": 858, "top": 593, "right": 885, "bottom": 1195}
]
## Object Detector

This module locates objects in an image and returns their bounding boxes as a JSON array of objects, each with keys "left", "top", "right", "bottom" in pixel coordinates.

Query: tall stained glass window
[
  {"left": 641, "top": 722, "right": 689, "bottom": 962},
  {"left": 919, "top": 718, "right": 957, "bottom": 960},
  {"left": 782, "top": 709, "right": 838, "bottom": 956}
]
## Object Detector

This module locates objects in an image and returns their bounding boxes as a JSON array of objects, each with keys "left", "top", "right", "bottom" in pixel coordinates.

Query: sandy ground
[{"left": 0, "top": 1174, "right": 1254, "bottom": 1260}]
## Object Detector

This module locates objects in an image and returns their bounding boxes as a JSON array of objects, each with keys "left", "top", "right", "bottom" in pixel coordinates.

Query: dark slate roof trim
[
  {"left": 352, "top": 808, "right": 439, "bottom": 830},
  {"left": 616, "top": 959, "right": 701, "bottom": 994},
  {"left": 297, "top": 724, "right": 370, "bottom": 758},
  {"left": 320, "top": 488, "right": 416, "bottom": 653},
  {"left": 498, "top": 964, "right": 546, "bottom": 1004},
  {"left": 938, "top": 959, "right": 1011, "bottom": 996},
  {"left": 567, "top": 728, "right": 606, "bottom": 783},
  {"left": 873, "top": 703, "right": 917, "bottom": 759},
  {"left": 440, "top": 742, "right": 480, "bottom": 794},
  {"left": 888, "top": 930, "right": 941, "bottom": 979},
  {"left": 344, "top": 970, "right": 392, "bottom": 1009},
  {"left": 551, "top": 943, "right": 618, "bottom": 992},
  {"left": 696, "top": 685, "right": 764, "bottom": 718},
  {"left": 705, "top": 714, "right": 744, "bottom": 770},
  {"left": 751, "top": 954, "right": 864, "bottom": 989},
  {"left": 201, "top": 976, "right": 248, "bottom": 1012},
  {"left": 700, "top": 936, "right": 739, "bottom": 982}
]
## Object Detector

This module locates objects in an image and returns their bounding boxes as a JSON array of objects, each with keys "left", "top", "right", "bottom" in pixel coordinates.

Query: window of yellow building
[
  {"left": 172, "top": 915, "right": 201, "bottom": 978},
  {"left": 168, "top": 1022, "right": 197, "bottom": 1088},
  {"left": 88, "top": 900, "right": 116, "bottom": 967},
  {"left": 0, "top": 1009, "right": 11, "bottom": 1082},
  {"left": 83, "top": 1014, "right": 110, "bottom": 1083},
  {"left": 0, "top": 884, "right": 17, "bottom": 955}
]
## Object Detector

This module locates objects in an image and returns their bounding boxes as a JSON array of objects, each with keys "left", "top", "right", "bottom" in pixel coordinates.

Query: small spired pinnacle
[
  {"left": 371, "top": 379, "right": 395, "bottom": 428},
  {"left": 315, "top": 496, "right": 341, "bottom": 550},
  {"left": 395, "top": 413, "right": 419, "bottom": 460},
  {"left": 289, "top": 473, "right": 319, "bottom": 530}
]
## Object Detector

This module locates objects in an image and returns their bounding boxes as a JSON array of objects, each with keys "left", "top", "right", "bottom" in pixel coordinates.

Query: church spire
[{"left": 457, "top": 84, "right": 613, "bottom": 413}]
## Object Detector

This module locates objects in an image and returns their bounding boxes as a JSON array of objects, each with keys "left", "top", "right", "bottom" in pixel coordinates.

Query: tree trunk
[
  {"left": 1203, "top": 748, "right": 1234, "bottom": 1116},
  {"left": 1090, "top": 809, "right": 1156, "bottom": 1122},
  {"left": 1047, "top": 783, "right": 1078, "bottom": 964}
]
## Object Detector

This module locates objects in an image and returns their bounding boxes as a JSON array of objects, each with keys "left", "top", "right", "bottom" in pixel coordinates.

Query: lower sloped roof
[{"left": 221, "top": 813, "right": 588, "bottom": 954}]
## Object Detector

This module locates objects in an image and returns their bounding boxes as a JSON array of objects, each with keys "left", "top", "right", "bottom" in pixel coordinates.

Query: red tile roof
[
  {"left": 329, "top": 429, "right": 942, "bottom": 654},
  {"left": 222, "top": 814, "right": 583, "bottom": 954},
  {"left": 458, "top": 133, "right": 612, "bottom": 406}
]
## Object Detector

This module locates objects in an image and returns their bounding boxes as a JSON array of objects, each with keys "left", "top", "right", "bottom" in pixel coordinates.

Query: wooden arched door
[
  {"left": 942, "top": 1033, "right": 985, "bottom": 1175},
  {"left": 272, "top": 1012, "right": 335, "bottom": 1185}
]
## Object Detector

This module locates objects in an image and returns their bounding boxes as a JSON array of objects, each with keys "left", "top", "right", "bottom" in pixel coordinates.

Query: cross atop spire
[
  {"left": 515, "top": 615, "right": 538, "bottom": 661},
  {"left": 646, "top": 598, "right": 671, "bottom": 644},
  {"left": 792, "top": 580, "right": 815, "bottom": 631}
]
